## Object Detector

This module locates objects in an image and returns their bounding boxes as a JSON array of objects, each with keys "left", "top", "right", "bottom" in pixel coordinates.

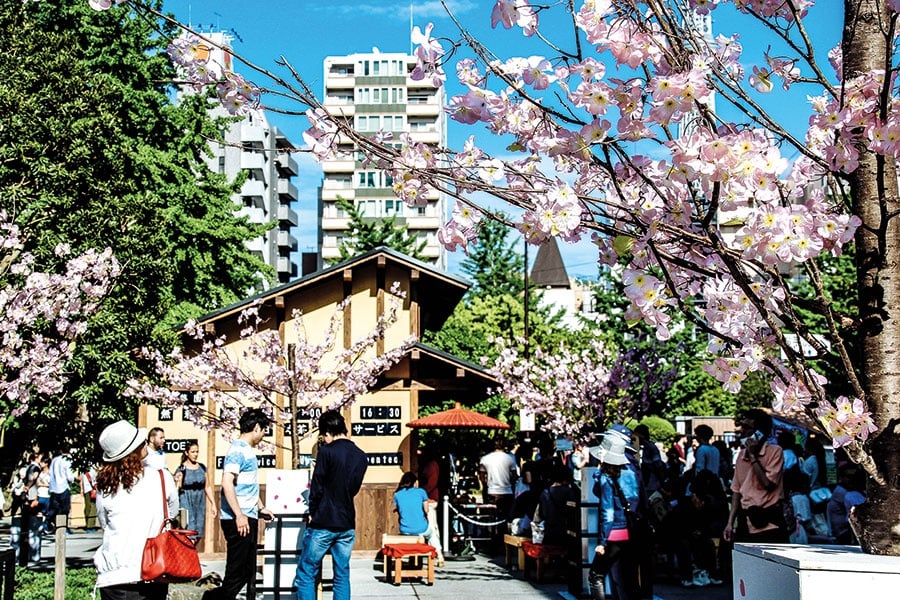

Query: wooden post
[{"left": 54, "top": 515, "right": 66, "bottom": 600}]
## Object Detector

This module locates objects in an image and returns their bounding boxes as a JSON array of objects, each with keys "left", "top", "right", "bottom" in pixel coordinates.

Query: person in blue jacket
[{"left": 588, "top": 435, "right": 639, "bottom": 600}]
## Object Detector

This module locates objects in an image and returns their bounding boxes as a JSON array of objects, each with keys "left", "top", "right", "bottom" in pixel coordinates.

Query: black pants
[
  {"left": 99, "top": 583, "right": 167, "bottom": 600},
  {"left": 203, "top": 518, "right": 259, "bottom": 600},
  {"left": 590, "top": 541, "right": 639, "bottom": 600},
  {"left": 47, "top": 489, "right": 71, "bottom": 529}
]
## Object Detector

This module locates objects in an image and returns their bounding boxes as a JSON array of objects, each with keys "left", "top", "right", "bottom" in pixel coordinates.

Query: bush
[
  {"left": 13, "top": 567, "right": 96, "bottom": 600},
  {"left": 640, "top": 415, "right": 677, "bottom": 445}
]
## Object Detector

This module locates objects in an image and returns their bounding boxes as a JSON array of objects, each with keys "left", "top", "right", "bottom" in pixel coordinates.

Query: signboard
[
  {"left": 216, "top": 454, "right": 277, "bottom": 469},
  {"left": 283, "top": 421, "right": 310, "bottom": 437},
  {"left": 359, "top": 405, "right": 402, "bottom": 420},
  {"left": 164, "top": 438, "right": 198, "bottom": 454},
  {"left": 351, "top": 422, "right": 401, "bottom": 436},
  {"left": 158, "top": 407, "right": 175, "bottom": 422},
  {"left": 366, "top": 452, "right": 402, "bottom": 466},
  {"left": 180, "top": 391, "right": 204, "bottom": 421}
]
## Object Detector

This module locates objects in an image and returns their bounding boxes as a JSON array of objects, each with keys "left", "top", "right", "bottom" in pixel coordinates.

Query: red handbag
[{"left": 141, "top": 470, "right": 202, "bottom": 583}]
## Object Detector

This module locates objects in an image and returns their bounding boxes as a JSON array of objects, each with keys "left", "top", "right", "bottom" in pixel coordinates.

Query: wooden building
[{"left": 138, "top": 247, "right": 498, "bottom": 553}]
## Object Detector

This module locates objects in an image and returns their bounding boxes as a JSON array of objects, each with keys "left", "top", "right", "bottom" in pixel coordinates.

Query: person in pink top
[{"left": 723, "top": 409, "right": 788, "bottom": 544}]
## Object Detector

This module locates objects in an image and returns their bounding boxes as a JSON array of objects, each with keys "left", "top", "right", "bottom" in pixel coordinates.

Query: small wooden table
[
  {"left": 382, "top": 543, "right": 437, "bottom": 586},
  {"left": 504, "top": 534, "right": 528, "bottom": 571}
]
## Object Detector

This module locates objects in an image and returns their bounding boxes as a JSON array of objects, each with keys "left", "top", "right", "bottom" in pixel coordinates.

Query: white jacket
[{"left": 94, "top": 467, "right": 179, "bottom": 588}]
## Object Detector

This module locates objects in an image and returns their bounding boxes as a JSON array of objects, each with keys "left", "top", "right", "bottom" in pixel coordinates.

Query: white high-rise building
[
  {"left": 187, "top": 32, "right": 300, "bottom": 285},
  {"left": 319, "top": 50, "right": 448, "bottom": 269}
]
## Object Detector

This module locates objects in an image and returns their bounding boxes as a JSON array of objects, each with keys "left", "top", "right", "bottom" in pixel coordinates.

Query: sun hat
[
  {"left": 589, "top": 434, "right": 630, "bottom": 465},
  {"left": 99, "top": 420, "right": 147, "bottom": 462},
  {"left": 603, "top": 425, "right": 638, "bottom": 453}
]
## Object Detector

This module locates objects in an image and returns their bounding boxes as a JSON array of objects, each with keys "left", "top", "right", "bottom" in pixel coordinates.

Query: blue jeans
[{"left": 294, "top": 527, "right": 355, "bottom": 600}]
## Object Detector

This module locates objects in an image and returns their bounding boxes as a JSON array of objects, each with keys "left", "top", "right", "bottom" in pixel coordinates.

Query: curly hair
[{"left": 95, "top": 447, "right": 145, "bottom": 495}]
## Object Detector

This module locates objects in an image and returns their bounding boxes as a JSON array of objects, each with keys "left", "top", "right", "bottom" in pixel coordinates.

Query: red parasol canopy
[{"left": 407, "top": 402, "right": 510, "bottom": 430}]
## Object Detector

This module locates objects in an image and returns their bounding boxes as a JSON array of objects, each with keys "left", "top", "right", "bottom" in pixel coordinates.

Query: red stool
[
  {"left": 521, "top": 541, "right": 567, "bottom": 582},
  {"left": 382, "top": 542, "right": 437, "bottom": 586}
]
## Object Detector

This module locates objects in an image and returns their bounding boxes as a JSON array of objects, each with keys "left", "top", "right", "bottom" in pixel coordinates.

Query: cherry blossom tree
[
  {"left": 125, "top": 283, "right": 415, "bottom": 468},
  {"left": 489, "top": 336, "right": 677, "bottom": 441},
  {"left": 88, "top": 0, "right": 900, "bottom": 554},
  {"left": 0, "top": 213, "right": 119, "bottom": 421}
]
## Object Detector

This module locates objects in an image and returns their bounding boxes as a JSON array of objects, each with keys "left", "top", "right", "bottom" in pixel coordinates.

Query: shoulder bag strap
[
  {"left": 611, "top": 477, "right": 631, "bottom": 515},
  {"left": 157, "top": 469, "right": 169, "bottom": 521}
]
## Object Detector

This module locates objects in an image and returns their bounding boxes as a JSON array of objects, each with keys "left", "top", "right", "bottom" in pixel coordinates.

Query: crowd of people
[{"left": 453, "top": 408, "right": 867, "bottom": 600}]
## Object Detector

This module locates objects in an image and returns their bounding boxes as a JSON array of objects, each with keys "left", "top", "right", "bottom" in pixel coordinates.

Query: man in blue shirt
[
  {"left": 204, "top": 408, "right": 274, "bottom": 600},
  {"left": 295, "top": 410, "right": 367, "bottom": 600}
]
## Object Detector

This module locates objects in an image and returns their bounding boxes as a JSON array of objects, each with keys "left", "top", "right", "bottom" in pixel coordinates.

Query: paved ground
[{"left": 0, "top": 519, "right": 732, "bottom": 599}]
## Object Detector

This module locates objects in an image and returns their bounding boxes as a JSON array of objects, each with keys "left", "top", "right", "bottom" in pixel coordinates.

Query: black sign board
[
  {"left": 297, "top": 454, "right": 314, "bottom": 468},
  {"left": 158, "top": 407, "right": 175, "bottom": 422},
  {"left": 216, "top": 454, "right": 277, "bottom": 469},
  {"left": 164, "top": 438, "right": 198, "bottom": 454},
  {"left": 366, "top": 452, "right": 403, "bottom": 466},
  {"left": 359, "top": 406, "right": 402, "bottom": 420},
  {"left": 283, "top": 421, "right": 311, "bottom": 437},
  {"left": 350, "top": 422, "right": 401, "bottom": 436},
  {"left": 298, "top": 406, "right": 323, "bottom": 421}
]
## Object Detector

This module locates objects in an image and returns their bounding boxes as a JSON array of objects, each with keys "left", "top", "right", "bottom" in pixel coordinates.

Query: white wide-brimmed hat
[
  {"left": 589, "top": 434, "right": 630, "bottom": 466},
  {"left": 99, "top": 420, "right": 147, "bottom": 463}
]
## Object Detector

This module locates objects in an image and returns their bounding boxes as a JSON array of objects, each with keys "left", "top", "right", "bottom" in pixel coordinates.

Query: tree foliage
[
  {"left": 0, "top": 0, "right": 269, "bottom": 450},
  {"left": 459, "top": 215, "right": 525, "bottom": 297},
  {"left": 332, "top": 197, "right": 427, "bottom": 263}
]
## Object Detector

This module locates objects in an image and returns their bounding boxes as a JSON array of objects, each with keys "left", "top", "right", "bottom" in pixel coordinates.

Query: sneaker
[{"left": 692, "top": 569, "right": 711, "bottom": 586}]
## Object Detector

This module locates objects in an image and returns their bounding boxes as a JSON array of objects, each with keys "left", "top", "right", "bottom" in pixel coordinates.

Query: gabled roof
[
  {"left": 409, "top": 342, "right": 498, "bottom": 384},
  {"left": 530, "top": 237, "right": 570, "bottom": 288},
  {"left": 194, "top": 247, "right": 470, "bottom": 333}
]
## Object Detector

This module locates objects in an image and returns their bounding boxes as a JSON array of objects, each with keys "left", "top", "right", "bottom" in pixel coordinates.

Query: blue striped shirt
[{"left": 220, "top": 440, "right": 258, "bottom": 520}]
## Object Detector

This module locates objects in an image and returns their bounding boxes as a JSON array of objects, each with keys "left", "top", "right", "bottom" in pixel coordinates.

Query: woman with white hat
[
  {"left": 587, "top": 435, "right": 639, "bottom": 600},
  {"left": 93, "top": 420, "right": 179, "bottom": 599}
]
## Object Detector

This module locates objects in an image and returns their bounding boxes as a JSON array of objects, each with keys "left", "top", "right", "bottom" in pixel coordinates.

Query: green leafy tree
[
  {"left": 460, "top": 215, "right": 524, "bottom": 297},
  {"left": 332, "top": 197, "right": 426, "bottom": 263},
  {"left": 0, "top": 0, "right": 269, "bottom": 450}
]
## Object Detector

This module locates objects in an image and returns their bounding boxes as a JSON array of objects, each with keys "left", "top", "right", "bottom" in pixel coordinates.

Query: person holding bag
[
  {"left": 588, "top": 435, "right": 639, "bottom": 600},
  {"left": 94, "top": 420, "right": 179, "bottom": 600}
]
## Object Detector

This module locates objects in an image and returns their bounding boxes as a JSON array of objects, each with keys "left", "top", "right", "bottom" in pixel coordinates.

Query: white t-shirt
[
  {"left": 143, "top": 449, "right": 167, "bottom": 471},
  {"left": 479, "top": 451, "right": 516, "bottom": 495}
]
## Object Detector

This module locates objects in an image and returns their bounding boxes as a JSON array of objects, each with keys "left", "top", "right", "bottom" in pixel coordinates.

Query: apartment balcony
[
  {"left": 276, "top": 230, "right": 298, "bottom": 250},
  {"left": 276, "top": 153, "right": 299, "bottom": 176},
  {"left": 241, "top": 152, "right": 267, "bottom": 174},
  {"left": 405, "top": 216, "right": 442, "bottom": 230},
  {"left": 237, "top": 205, "right": 266, "bottom": 224},
  {"left": 406, "top": 103, "right": 442, "bottom": 117},
  {"left": 244, "top": 236, "right": 266, "bottom": 254},
  {"left": 277, "top": 204, "right": 298, "bottom": 225},
  {"left": 325, "top": 73, "right": 355, "bottom": 89},
  {"left": 322, "top": 158, "right": 355, "bottom": 173},
  {"left": 276, "top": 256, "right": 295, "bottom": 276},
  {"left": 240, "top": 125, "right": 267, "bottom": 148},
  {"left": 321, "top": 217, "right": 351, "bottom": 231},
  {"left": 321, "top": 187, "right": 355, "bottom": 202},
  {"left": 277, "top": 179, "right": 298, "bottom": 201},
  {"left": 323, "top": 102, "right": 355, "bottom": 118},
  {"left": 408, "top": 130, "right": 441, "bottom": 145},
  {"left": 240, "top": 179, "right": 266, "bottom": 201}
]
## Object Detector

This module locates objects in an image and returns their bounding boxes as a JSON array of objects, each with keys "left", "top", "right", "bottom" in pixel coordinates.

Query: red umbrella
[{"left": 407, "top": 402, "right": 510, "bottom": 430}]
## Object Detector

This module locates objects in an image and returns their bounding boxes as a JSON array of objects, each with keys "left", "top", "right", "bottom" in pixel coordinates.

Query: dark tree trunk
[{"left": 844, "top": 0, "right": 900, "bottom": 556}]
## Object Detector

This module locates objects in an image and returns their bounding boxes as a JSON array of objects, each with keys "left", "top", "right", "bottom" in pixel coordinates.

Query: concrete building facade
[
  {"left": 318, "top": 51, "right": 448, "bottom": 269},
  {"left": 191, "top": 32, "right": 301, "bottom": 284}
]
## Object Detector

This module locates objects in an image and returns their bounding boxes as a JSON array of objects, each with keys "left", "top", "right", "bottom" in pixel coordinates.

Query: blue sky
[{"left": 164, "top": 0, "right": 843, "bottom": 279}]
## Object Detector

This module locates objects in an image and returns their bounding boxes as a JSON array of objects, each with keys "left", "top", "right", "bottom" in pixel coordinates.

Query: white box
[{"left": 733, "top": 543, "right": 900, "bottom": 599}]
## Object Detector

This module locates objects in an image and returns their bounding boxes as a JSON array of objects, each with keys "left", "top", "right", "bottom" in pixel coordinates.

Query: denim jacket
[{"left": 592, "top": 470, "right": 628, "bottom": 546}]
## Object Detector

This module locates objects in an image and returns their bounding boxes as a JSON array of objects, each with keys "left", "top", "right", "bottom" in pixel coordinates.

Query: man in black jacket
[{"left": 294, "top": 410, "right": 367, "bottom": 600}]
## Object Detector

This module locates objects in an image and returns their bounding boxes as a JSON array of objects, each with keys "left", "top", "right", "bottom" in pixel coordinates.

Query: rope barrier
[{"left": 447, "top": 502, "right": 508, "bottom": 527}]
